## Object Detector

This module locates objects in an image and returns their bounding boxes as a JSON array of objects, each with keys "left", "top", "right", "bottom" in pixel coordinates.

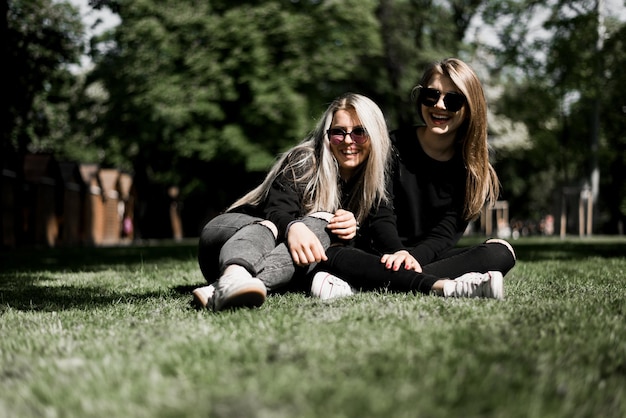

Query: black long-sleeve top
[
  {"left": 232, "top": 157, "right": 405, "bottom": 252},
  {"left": 389, "top": 125, "right": 468, "bottom": 265}
]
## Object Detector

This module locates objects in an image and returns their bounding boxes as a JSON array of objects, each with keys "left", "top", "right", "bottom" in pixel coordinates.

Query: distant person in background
[
  {"left": 311, "top": 58, "right": 516, "bottom": 300},
  {"left": 194, "top": 91, "right": 504, "bottom": 312}
]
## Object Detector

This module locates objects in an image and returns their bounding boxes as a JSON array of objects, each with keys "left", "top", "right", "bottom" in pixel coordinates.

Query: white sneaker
[
  {"left": 192, "top": 284, "right": 215, "bottom": 309},
  {"left": 212, "top": 271, "right": 267, "bottom": 311},
  {"left": 443, "top": 271, "right": 504, "bottom": 300},
  {"left": 311, "top": 272, "right": 355, "bottom": 300}
]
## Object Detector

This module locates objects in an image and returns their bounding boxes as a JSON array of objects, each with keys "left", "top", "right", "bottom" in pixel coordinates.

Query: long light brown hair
[
  {"left": 227, "top": 93, "right": 392, "bottom": 224},
  {"left": 413, "top": 58, "right": 500, "bottom": 221}
]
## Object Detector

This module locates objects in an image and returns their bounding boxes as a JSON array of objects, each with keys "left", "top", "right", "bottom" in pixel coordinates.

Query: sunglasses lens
[
  {"left": 350, "top": 128, "right": 368, "bottom": 143},
  {"left": 444, "top": 93, "right": 465, "bottom": 112},
  {"left": 328, "top": 129, "right": 346, "bottom": 144},
  {"left": 420, "top": 88, "right": 440, "bottom": 107},
  {"left": 420, "top": 88, "right": 465, "bottom": 112},
  {"left": 327, "top": 128, "right": 369, "bottom": 144}
]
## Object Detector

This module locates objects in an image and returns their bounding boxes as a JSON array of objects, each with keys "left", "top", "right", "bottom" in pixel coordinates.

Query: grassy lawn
[{"left": 1, "top": 236, "right": 625, "bottom": 417}]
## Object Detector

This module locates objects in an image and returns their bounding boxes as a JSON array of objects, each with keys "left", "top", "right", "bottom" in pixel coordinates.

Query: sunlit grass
[{"left": 1, "top": 237, "right": 625, "bottom": 417}]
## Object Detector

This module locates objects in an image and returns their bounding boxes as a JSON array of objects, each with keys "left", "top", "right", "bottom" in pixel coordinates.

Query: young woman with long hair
[
  {"left": 194, "top": 93, "right": 395, "bottom": 310},
  {"left": 311, "top": 59, "right": 515, "bottom": 300}
]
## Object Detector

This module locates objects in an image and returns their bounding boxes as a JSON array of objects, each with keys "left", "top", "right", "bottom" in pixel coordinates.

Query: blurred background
[{"left": 2, "top": 0, "right": 625, "bottom": 248}]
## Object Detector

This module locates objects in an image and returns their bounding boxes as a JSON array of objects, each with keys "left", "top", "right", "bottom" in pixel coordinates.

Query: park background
[
  {"left": 2, "top": 0, "right": 626, "bottom": 247},
  {"left": 2, "top": 2, "right": 626, "bottom": 417}
]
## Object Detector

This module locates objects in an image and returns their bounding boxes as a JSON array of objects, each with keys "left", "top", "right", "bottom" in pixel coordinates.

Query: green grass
[{"left": 1, "top": 237, "right": 625, "bottom": 418}]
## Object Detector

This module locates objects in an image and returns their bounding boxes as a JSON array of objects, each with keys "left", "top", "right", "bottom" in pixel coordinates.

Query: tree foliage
[
  {"left": 87, "top": 0, "right": 383, "bottom": 182},
  {"left": 85, "top": 0, "right": 484, "bottom": 172},
  {"left": 4, "top": 0, "right": 625, "bottom": 235},
  {"left": 80, "top": 0, "right": 484, "bottom": 231},
  {"left": 479, "top": 0, "right": 626, "bottom": 231},
  {"left": 2, "top": 0, "right": 84, "bottom": 157}
]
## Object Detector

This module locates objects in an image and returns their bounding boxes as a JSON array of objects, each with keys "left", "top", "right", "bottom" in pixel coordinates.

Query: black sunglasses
[
  {"left": 418, "top": 87, "right": 466, "bottom": 112},
  {"left": 326, "top": 127, "right": 369, "bottom": 145}
]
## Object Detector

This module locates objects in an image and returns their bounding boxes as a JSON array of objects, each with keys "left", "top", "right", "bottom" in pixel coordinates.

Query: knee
[
  {"left": 301, "top": 213, "right": 333, "bottom": 231},
  {"left": 199, "top": 221, "right": 217, "bottom": 247},
  {"left": 258, "top": 220, "right": 278, "bottom": 240},
  {"left": 309, "top": 211, "right": 335, "bottom": 222},
  {"left": 485, "top": 238, "right": 516, "bottom": 261},
  {"left": 301, "top": 214, "right": 334, "bottom": 243}
]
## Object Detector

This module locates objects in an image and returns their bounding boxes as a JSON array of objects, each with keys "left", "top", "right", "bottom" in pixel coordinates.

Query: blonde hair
[
  {"left": 227, "top": 93, "right": 392, "bottom": 224},
  {"left": 412, "top": 58, "right": 500, "bottom": 221}
]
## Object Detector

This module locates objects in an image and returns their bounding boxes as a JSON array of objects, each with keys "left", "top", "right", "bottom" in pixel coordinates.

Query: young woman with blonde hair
[{"left": 194, "top": 93, "right": 395, "bottom": 310}]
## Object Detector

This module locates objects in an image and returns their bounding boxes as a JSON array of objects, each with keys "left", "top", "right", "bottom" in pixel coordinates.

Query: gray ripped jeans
[{"left": 197, "top": 212, "right": 335, "bottom": 292}]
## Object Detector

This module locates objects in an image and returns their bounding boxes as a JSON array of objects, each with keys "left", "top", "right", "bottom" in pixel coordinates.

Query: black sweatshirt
[
  {"left": 234, "top": 154, "right": 405, "bottom": 253},
  {"left": 389, "top": 125, "right": 468, "bottom": 265}
]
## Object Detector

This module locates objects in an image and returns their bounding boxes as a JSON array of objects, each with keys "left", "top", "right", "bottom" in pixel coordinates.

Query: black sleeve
[
  {"left": 263, "top": 170, "right": 304, "bottom": 241},
  {"left": 367, "top": 198, "right": 406, "bottom": 254},
  {"left": 407, "top": 212, "right": 468, "bottom": 264},
  {"left": 356, "top": 165, "right": 406, "bottom": 255}
]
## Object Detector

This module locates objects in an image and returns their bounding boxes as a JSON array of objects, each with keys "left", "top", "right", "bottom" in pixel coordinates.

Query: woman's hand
[
  {"left": 380, "top": 250, "right": 422, "bottom": 272},
  {"left": 287, "top": 222, "right": 328, "bottom": 266},
  {"left": 327, "top": 209, "right": 358, "bottom": 240}
]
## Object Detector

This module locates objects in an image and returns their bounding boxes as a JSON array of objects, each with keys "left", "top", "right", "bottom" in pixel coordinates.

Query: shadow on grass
[
  {"left": 458, "top": 235, "right": 626, "bottom": 261},
  {"left": 0, "top": 239, "right": 199, "bottom": 273},
  {"left": 0, "top": 273, "right": 176, "bottom": 313},
  {"left": 503, "top": 237, "right": 626, "bottom": 261},
  {"left": 0, "top": 240, "right": 200, "bottom": 313}
]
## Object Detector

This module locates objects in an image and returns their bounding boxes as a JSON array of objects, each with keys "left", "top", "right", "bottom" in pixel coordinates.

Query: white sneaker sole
[
  {"left": 488, "top": 271, "right": 504, "bottom": 300},
  {"left": 311, "top": 272, "right": 354, "bottom": 300},
  {"left": 214, "top": 281, "right": 267, "bottom": 311},
  {"left": 445, "top": 271, "right": 505, "bottom": 299}
]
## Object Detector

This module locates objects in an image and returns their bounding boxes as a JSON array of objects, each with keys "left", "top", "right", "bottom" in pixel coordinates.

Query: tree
[
  {"left": 83, "top": 0, "right": 390, "bottom": 234},
  {"left": 81, "top": 0, "right": 492, "bottom": 235},
  {"left": 87, "top": 0, "right": 487, "bottom": 175},
  {"left": 376, "top": 0, "right": 485, "bottom": 126},
  {"left": 599, "top": 21, "right": 626, "bottom": 233},
  {"left": 479, "top": 0, "right": 626, "bottom": 232},
  {"left": 3, "top": 0, "right": 84, "bottom": 157},
  {"left": 2, "top": 0, "right": 510, "bottom": 240}
]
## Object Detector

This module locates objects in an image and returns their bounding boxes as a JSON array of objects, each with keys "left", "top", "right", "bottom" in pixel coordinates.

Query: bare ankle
[
  {"left": 223, "top": 264, "right": 250, "bottom": 277},
  {"left": 430, "top": 279, "right": 450, "bottom": 296}
]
